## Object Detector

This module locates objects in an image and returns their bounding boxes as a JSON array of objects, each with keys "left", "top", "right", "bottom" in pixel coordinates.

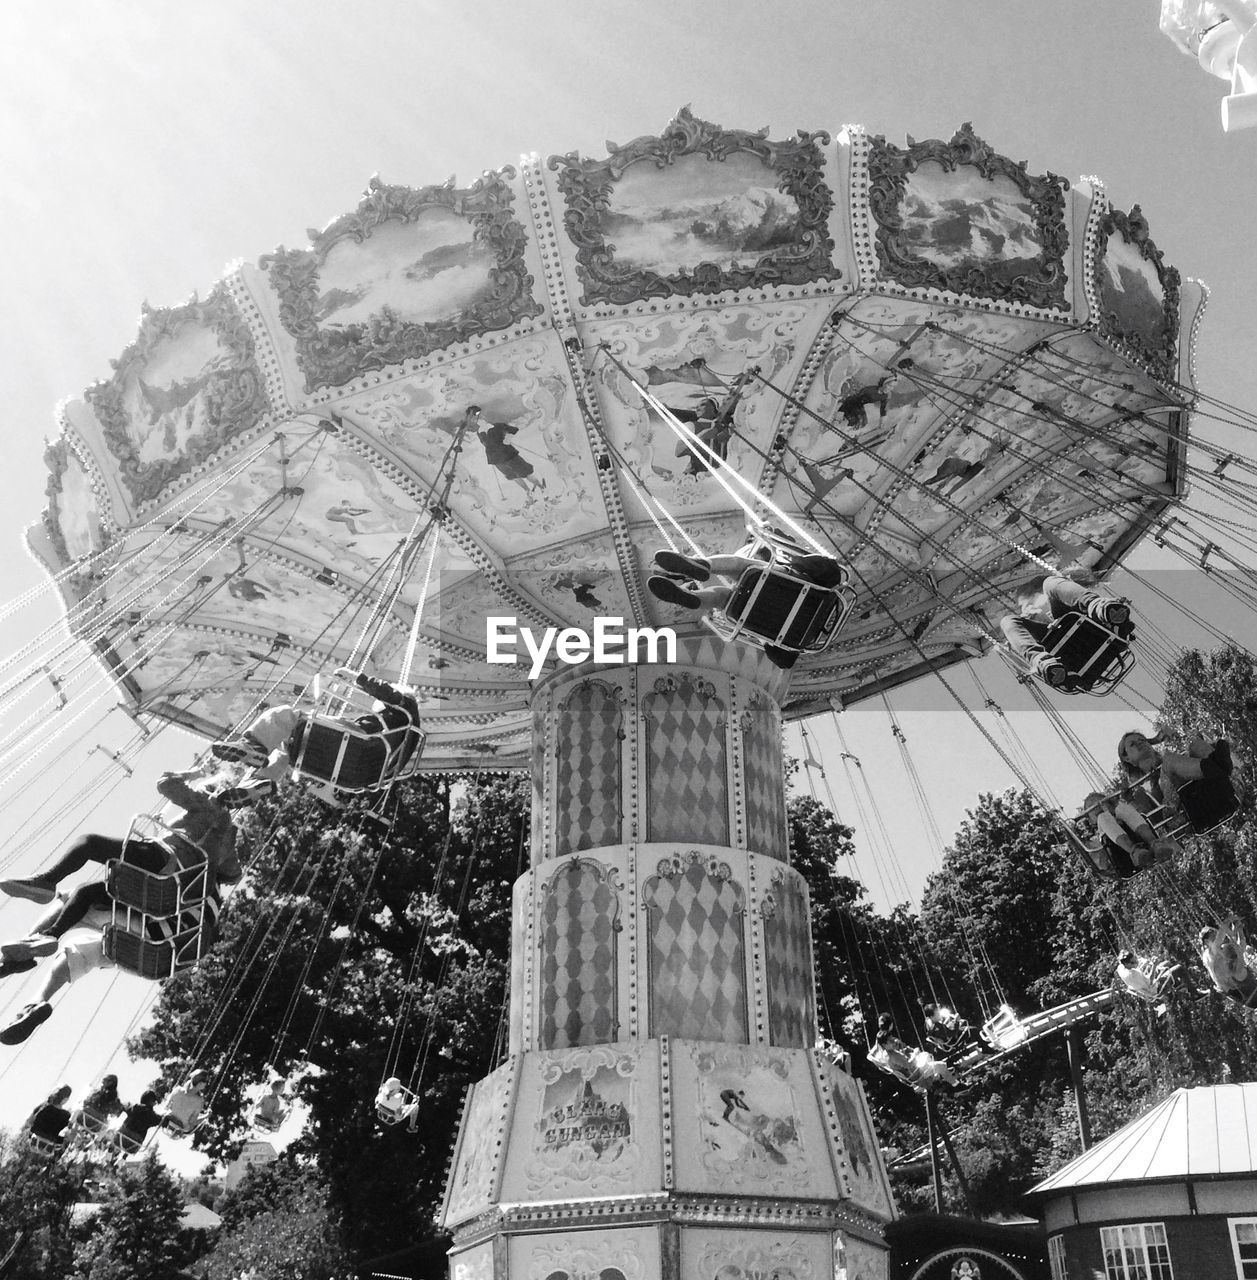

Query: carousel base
[{"left": 440, "top": 1038, "right": 893, "bottom": 1279}]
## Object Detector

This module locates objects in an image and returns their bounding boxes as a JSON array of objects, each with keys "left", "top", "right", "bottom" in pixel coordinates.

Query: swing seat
[
  {"left": 28, "top": 1132, "right": 64, "bottom": 1158},
  {"left": 1036, "top": 612, "right": 1134, "bottom": 694},
  {"left": 925, "top": 1021, "right": 972, "bottom": 1056},
  {"left": 980, "top": 1003, "right": 1027, "bottom": 1051},
  {"left": 377, "top": 1084, "right": 418, "bottom": 1126},
  {"left": 252, "top": 1109, "right": 286, "bottom": 1133},
  {"left": 288, "top": 677, "right": 425, "bottom": 797},
  {"left": 708, "top": 567, "right": 851, "bottom": 653},
  {"left": 1174, "top": 774, "right": 1239, "bottom": 834},
  {"left": 103, "top": 859, "right": 221, "bottom": 981},
  {"left": 867, "top": 1043, "right": 922, "bottom": 1087},
  {"left": 705, "top": 525, "right": 853, "bottom": 655}
]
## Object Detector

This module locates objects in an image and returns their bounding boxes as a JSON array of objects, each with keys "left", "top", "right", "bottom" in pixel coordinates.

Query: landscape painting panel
[
  {"left": 604, "top": 152, "right": 802, "bottom": 276},
  {"left": 315, "top": 210, "right": 497, "bottom": 328},
  {"left": 898, "top": 160, "right": 1042, "bottom": 277},
  {"left": 1098, "top": 234, "right": 1167, "bottom": 348}
]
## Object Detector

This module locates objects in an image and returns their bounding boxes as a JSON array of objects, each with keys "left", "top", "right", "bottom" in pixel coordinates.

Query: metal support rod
[
  {"left": 1065, "top": 1025, "right": 1093, "bottom": 1150},
  {"left": 924, "top": 1090, "right": 945, "bottom": 1213},
  {"left": 933, "top": 1096, "right": 977, "bottom": 1218}
]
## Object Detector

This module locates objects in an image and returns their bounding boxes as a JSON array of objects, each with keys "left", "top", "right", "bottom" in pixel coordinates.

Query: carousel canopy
[{"left": 29, "top": 109, "right": 1202, "bottom": 770}]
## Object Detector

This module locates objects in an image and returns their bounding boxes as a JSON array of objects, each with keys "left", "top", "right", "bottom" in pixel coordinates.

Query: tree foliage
[
  {"left": 130, "top": 773, "right": 525, "bottom": 1260},
  {"left": 4, "top": 645, "right": 1256, "bottom": 1256},
  {"left": 71, "top": 1155, "right": 187, "bottom": 1280},
  {"left": 205, "top": 1158, "right": 348, "bottom": 1280}
]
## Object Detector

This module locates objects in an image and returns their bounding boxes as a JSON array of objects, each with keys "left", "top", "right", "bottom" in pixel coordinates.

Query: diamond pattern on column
[
  {"left": 530, "top": 699, "right": 547, "bottom": 860},
  {"left": 762, "top": 867, "right": 815, "bottom": 1048},
  {"left": 741, "top": 693, "right": 786, "bottom": 860},
  {"left": 644, "top": 852, "right": 747, "bottom": 1041},
  {"left": 555, "top": 680, "right": 623, "bottom": 856},
  {"left": 643, "top": 676, "right": 729, "bottom": 846},
  {"left": 539, "top": 859, "right": 620, "bottom": 1048}
]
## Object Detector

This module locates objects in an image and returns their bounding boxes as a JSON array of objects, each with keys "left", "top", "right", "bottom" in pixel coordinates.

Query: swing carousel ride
[
  {"left": 28, "top": 109, "right": 1199, "bottom": 763},
  {"left": 18, "top": 106, "right": 1246, "bottom": 1273}
]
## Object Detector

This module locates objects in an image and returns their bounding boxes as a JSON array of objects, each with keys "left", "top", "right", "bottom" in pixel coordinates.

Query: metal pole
[
  {"left": 934, "top": 1098, "right": 976, "bottom": 1218},
  {"left": 1066, "top": 1025, "right": 1093, "bottom": 1150},
  {"left": 924, "top": 1090, "right": 945, "bottom": 1213}
]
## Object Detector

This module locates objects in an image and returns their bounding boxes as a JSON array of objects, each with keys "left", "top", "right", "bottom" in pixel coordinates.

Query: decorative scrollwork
[
  {"left": 1093, "top": 205, "right": 1181, "bottom": 377},
  {"left": 262, "top": 171, "right": 544, "bottom": 391},
  {"left": 85, "top": 285, "right": 270, "bottom": 506},
  {"left": 550, "top": 106, "right": 839, "bottom": 305},
  {"left": 865, "top": 123, "right": 1069, "bottom": 310}
]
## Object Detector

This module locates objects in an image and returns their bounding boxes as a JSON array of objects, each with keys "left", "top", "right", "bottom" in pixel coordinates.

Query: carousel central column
[{"left": 440, "top": 638, "right": 894, "bottom": 1280}]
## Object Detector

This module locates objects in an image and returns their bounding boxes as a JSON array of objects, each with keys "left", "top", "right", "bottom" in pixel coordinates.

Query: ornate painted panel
[
  {"left": 450, "top": 1240, "right": 495, "bottom": 1280},
  {"left": 554, "top": 679, "right": 624, "bottom": 856},
  {"left": 840, "top": 1234, "right": 891, "bottom": 1280},
  {"left": 820, "top": 1064, "right": 895, "bottom": 1223},
  {"left": 261, "top": 173, "right": 543, "bottom": 390},
  {"left": 511, "top": 1227, "right": 655, "bottom": 1280},
  {"left": 644, "top": 854, "right": 747, "bottom": 1041},
  {"left": 761, "top": 866, "right": 815, "bottom": 1048},
  {"left": 504, "top": 1045, "right": 658, "bottom": 1202},
  {"left": 865, "top": 124, "right": 1069, "bottom": 310},
  {"left": 741, "top": 691, "right": 787, "bottom": 859},
  {"left": 442, "top": 1057, "right": 518, "bottom": 1228},
  {"left": 551, "top": 106, "right": 839, "bottom": 305},
  {"left": 643, "top": 675, "right": 729, "bottom": 846},
  {"left": 676, "top": 1043, "right": 816, "bottom": 1194},
  {"left": 84, "top": 285, "right": 270, "bottom": 505},
  {"left": 539, "top": 858, "right": 621, "bottom": 1049},
  {"left": 682, "top": 1226, "right": 833, "bottom": 1280},
  {"left": 1093, "top": 205, "right": 1180, "bottom": 378}
]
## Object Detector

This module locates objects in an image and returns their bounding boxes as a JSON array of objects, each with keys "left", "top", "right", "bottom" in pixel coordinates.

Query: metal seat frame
[
  {"left": 376, "top": 1082, "right": 418, "bottom": 1127},
  {"left": 704, "top": 527, "right": 853, "bottom": 655},
  {"left": 103, "top": 816, "right": 219, "bottom": 979},
  {"left": 1021, "top": 610, "right": 1134, "bottom": 696},
  {"left": 980, "top": 1003, "right": 1028, "bottom": 1052},
  {"left": 288, "top": 676, "right": 425, "bottom": 798}
]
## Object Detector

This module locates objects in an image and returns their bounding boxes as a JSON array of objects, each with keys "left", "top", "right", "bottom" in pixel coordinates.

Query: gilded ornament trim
[
  {"left": 549, "top": 106, "right": 839, "bottom": 305},
  {"left": 262, "top": 171, "right": 544, "bottom": 391},
  {"left": 865, "top": 123, "right": 1069, "bottom": 310},
  {"left": 1093, "top": 204, "right": 1181, "bottom": 377}
]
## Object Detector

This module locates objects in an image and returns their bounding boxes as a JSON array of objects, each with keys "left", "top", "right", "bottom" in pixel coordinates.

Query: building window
[
  {"left": 1048, "top": 1234, "right": 1068, "bottom": 1280},
  {"left": 1099, "top": 1223, "right": 1174, "bottom": 1280},
  {"left": 1231, "top": 1219, "right": 1257, "bottom": 1279}
]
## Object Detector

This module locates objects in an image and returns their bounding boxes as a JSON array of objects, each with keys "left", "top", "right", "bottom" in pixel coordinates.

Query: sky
[{"left": 0, "top": 0, "right": 1254, "bottom": 1158}]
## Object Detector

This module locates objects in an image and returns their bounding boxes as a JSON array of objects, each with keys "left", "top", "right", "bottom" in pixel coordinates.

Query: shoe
[
  {"left": 763, "top": 644, "right": 798, "bottom": 670},
  {"left": 1035, "top": 656, "right": 1071, "bottom": 688},
  {"left": 0, "top": 935, "right": 57, "bottom": 962},
  {"left": 654, "top": 550, "right": 710, "bottom": 581},
  {"left": 0, "top": 955, "right": 37, "bottom": 980},
  {"left": 647, "top": 576, "right": 702, "bottom": 610},
  {"left": 1151, "top": 838, "right": 1180, "bottom": 861},
  {"left": 211, "top": 740, "right": 266, "bottom": 766},
  {"left": 0, "top": 1001, "right": 52, "bottom": 1046},
  {"left": 1090, "top": 598, "right": 1131, "bottom": 631},
  {"left": 218, "top": 779, "right": 276, "bottom": 807},
  {"left": 0, "top": 878, "right": 55, "bottom": 906}
]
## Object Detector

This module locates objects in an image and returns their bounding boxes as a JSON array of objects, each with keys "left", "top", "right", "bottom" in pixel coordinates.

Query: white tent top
[{"left": 1031, "top": 1083, "right": 1257, "bottom": 1196}]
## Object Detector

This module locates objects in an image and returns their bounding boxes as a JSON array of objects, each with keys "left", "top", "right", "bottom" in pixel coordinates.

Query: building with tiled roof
[{"left": 1027, "top": 1083, "right": 1257, "bottom": 1279}]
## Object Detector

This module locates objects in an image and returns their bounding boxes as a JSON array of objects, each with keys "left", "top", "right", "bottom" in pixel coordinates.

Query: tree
[
  {"left": 205, "top": 1158, "right": 348, "bottom": 1280},
  {"left": 132, "top": 774, "right": 525, "bottom": 1260},
  {"left": 0, "top": 1131, "right": 80, "bottom": 1279},
  {"left": 71, "top": 1155, "right": 186, "bottom": 1280}
]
